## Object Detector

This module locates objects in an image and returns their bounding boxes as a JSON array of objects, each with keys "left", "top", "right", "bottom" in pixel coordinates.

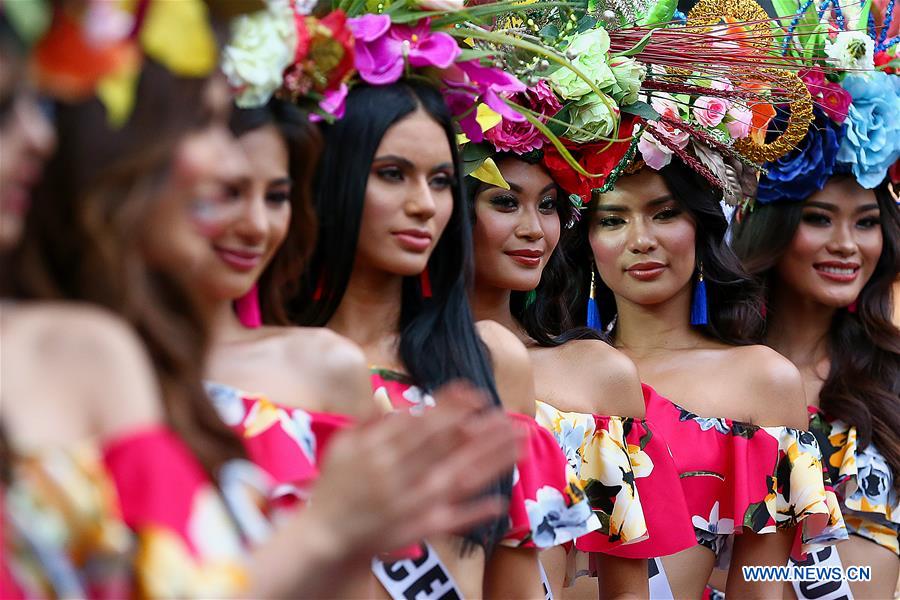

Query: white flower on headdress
[
  {"left": 222, "top": 1, "right": 297, "bottom": 108},
  {"left": 824, "top": 31, "right": 875, "bottom": 72},
  {"left": 417, "top": 0, "right": 465, "bottom": 10}
]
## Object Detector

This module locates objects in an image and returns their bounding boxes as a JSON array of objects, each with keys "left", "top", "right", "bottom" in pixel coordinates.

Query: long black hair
[
  {"left": 229, "top": 99, "right": 321, "bottom": 326},
  {"left": 565, "top": 158, "right": 765, "bottom": 345},
  {"left": 290, "top": 80, "right": 511, "bottom": 548},
  {"left": 465, "top": 153, "right": 603, "bottom": 347},
  {"left": 732, "top": 179, "right": 900, "bottom": 490}
]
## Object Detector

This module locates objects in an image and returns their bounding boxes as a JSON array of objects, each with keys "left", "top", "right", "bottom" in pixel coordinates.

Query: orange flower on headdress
[{"left": 33, "top": 8, "right": 138, "bottom": 101}]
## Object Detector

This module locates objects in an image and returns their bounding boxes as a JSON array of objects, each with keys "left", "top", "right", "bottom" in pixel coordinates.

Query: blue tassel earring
[
  {"left": 690, "top": 263, "right": 708, "bottom": 326},
  {"left": 586, "top": 268, "right": 603, "bottom": 331}
]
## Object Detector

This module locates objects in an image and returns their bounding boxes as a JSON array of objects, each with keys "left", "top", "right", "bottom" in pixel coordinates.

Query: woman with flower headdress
[
  {"left": 3, "top": 1, "right": 525, "bottom": 597},
  {"left": 278, "top": 4, "right": 608, "bottom": 596},
  {"left": 504, "top": 0, "right": 851, "bottom": 595},
  {"left": 731, "top": 4, "right": 900, "bottom": 596},
  {"left": 460, "top": 23, "right": 703, "bottom": 596}
]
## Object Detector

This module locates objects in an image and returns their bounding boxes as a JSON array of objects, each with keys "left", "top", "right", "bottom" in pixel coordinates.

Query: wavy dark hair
[
  {"left": 565, "top": 158, "right": 765, "bottom": 345},
  {"left": 229, "top": 99, "right": 321, "bottom": 325},
  {"left": 732, "top": 178, "right": 900, "bottom": 490},
  {"left": 5, "top": 61, "right": 246, "bottom": 482},
  {"left": 465, "top": 153, "right": 602, "bottom": 347},
  {"left": 290, "top": 80, "right": 511, "bottom": 548}
]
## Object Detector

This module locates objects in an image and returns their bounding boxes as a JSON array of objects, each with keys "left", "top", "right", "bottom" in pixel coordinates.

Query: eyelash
[
  {"left": 376, "top": 167, "right": 454, "bottom": 189},
  {"left": 266, "top": 189, "right": 291, "bottom": 204},
  {"left": 595, "top": 206, "right": 681, "bottom": 227},
  {"left": 801, "top": 212, "right": 881, "bottom": 229},
  {"left": 490, "top": 195, "right": 557, "bottom": 213}
]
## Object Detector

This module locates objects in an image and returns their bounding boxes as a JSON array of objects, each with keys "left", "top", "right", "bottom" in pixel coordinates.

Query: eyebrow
[
  {"left": 595, "top": 194, "right": 674, "bottom": 212},
  {"left": 270, "top": 177, "right": 292, "bottom": 186},
  {"left": 805, "top": 201, "right": 880, "bottom": 214},
  {"left": 497, "top": 181, "right": 557, "bottom": 195}
]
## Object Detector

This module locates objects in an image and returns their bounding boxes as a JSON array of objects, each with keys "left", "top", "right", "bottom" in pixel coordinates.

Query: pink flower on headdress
[
  {"left": 309, "top": 83, "right": 349, "bottom": 122},
  {"left": 818, "top": 83, "right": 852, "bottom": 124},
  {"left": 693, "top": 96, "right": 729, "bottom": 128},
  {"left": 443, "top": 60, "right": 527, "bottom": 142},
  {"left": 348, "top": 15, "right": 460, "bottom": 86},
  {"left": 484, "top": 80, "right": 562, "bottom": 153},
  {"left": 725, "top": 103, "right": 753, "bottom": 139},
  {"left": 800, "top": 68, "right": 852, "bottom": 124},
  {"left": 638, "top": 93, "right": 689, "bottom": 169}
]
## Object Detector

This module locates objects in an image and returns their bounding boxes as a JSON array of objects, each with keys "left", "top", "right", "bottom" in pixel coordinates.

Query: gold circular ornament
[{"left": 685, "top": 0, "right": 814, "bottom": 163}]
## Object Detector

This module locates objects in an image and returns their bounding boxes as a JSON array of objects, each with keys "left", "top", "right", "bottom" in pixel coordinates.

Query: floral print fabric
[
  {"left": 645, "top": 386, "right": 847, "bottom": 558},
  {"left": 809, "top": 406, "right": 900, "bottom": 555},
  {"left": 1, "top": 428, "right": 251, "bottom": 599},
  {"left": 370, "top": 368, "right": 600, "bottom": 548},
  {"left": 206, "top": 381, "right": 351, "bottom": 505},
  {"left": 535, "top": 398, "right": 697, "bottom": 558}
]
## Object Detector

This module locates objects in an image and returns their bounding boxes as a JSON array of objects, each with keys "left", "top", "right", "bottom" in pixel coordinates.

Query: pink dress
[
  {"left": 370, "top": 367, "right": 601, "bottom": 548},
  {"left": 644, "top": 385, "right": 847, "bottom": 560}
]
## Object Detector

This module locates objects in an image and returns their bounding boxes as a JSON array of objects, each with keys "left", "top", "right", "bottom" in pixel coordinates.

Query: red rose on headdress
[
  {"left": 541, "top": 115, "right": 636, "bottom": 203},
  {"left": 875, "top": 50, "right": 897, "bottom": 74}
]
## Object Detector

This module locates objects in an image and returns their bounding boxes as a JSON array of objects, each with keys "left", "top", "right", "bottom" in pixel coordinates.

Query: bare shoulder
[
  {"left": 726, "top": 345, "right": 807, "bottom": 429},
  {"left": 475, "top": 320, "right": 536, "bottom": 416},
  {"left": 3, "top": 302, "right": 162, "bottom": 440},
  {"left": 555, "top": 340, "right": 645, "bottom": 418},
  {"left": 279, "top": 327, "right": 374, "bottom": 418}
]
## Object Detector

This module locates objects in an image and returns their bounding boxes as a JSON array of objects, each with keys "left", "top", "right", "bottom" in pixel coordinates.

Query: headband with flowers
[{"left": 754, "top": 0, "right": 900, "bottom": 205}]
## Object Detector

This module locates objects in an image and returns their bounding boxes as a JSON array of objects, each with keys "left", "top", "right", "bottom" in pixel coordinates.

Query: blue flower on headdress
[
  {"left": 836, "top": 72, "right": 900, "bottom": 189},
  {"left": 757, "top": 108, "right": 846, "bottom": 203}
]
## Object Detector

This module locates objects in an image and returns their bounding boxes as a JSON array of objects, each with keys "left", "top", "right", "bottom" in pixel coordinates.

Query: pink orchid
[
  {"left": 348, "top": 15, "right": 460, "bottom": 86},
  {"left": 443, "top": 60, "right": 526, "bottom": 142},
  {"left": 309, "top": 83, "right": 349, "bottom": 123}
]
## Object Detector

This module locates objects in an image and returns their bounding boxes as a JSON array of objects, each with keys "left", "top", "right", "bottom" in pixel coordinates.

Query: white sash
[
  {"left": 539, "top": 560, "right": 554, "bottom": 600},
  {"left": 789, "top": 546, "right": 854, "bottom": 600},
  {"left": 648, "top": 557, "right": 675, "bottom": 599},
  {"left": 373, "top": 542, "right": 464, "bottom": 600}
]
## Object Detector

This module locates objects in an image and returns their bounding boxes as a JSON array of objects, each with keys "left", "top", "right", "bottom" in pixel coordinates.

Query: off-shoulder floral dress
[
  {"left": 2, "top": 428, "right": 251, "bottom": 599},
  {"left": 808, "top": 406, "right": 899, "bottom": 555},
  {"left": 370, "top": 367, "right": 601, "bottom": 549},
  {"left": 644, "top": 387, "right": 848, "bottom": 561},
  {"left": 534, "top": 390, "right": 696, "bottom": 560}
]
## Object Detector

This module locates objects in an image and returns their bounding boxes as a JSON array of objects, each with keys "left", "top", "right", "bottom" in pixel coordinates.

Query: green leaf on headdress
[
  {"left": 611, "top": 30, "right": 654, "bottom": 57},
  {"left": 621, "top": 101, "right": 660, "bottom": 121},
  {"left": 4, "top": 0, "right": 50, "bottom": 45},
  {"left": 461, "top": 143, "right": 496, "bottom": 177},
  {"left": 857, "top": 0, "right": 874, "bottom": 33},
  {"left": 639, "top": 0, "right": 677, "bottom": 26}
]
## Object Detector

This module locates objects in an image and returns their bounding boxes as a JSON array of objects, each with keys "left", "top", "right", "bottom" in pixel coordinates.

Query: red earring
[
  {"left": 420, "top": 267, "right": 432, "bottom": 299},
  {"left": 235, "top": 283, "right": 262, "bottom": 328},
  {"left": 847, "top": 300, "right": 858, "bottom": 313},
  {"left": 313, "top": 273, "right": 325, "bottom": 301}
]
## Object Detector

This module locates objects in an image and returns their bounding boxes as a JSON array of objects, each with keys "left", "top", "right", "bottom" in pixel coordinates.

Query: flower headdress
[
  {"left": 753, "top": 0, "right": 900, "bottom": 206},
  {"left": 221, "top": 0, "right": 553, "bottom": 129},
  {"left": 458, "top": 0, "right": 819, "bottom": 224},
  {"left": 30, "top": 0, "right": 265, "bottom": 126}
]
